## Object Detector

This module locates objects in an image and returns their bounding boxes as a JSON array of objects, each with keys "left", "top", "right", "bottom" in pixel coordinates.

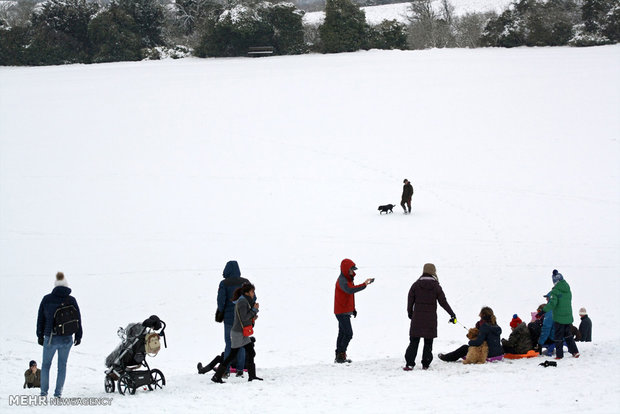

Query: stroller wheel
[
  {"left": 150, "top": 369, "right": 166, "bottom": 391},
  {"left": 118, "top": 374, "right": 136, "bottom": 395},
  {"left": 104, "top": 377, "right": 115, "bottom": 393}
]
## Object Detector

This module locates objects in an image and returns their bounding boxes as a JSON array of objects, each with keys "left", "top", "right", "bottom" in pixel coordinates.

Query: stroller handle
[{"left": 159, "top": 320, "right": 167, "bottom": 348}]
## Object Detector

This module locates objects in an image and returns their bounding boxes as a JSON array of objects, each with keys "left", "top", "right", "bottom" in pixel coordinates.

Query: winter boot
[
  {"left": 211, "top": 360, "right": 228, "bottom": 384},
  {"left": 247, "top": 363, "right": 263, "bottom": 381},
  {"left": 335, "top": 352, "right": 351, "bottom": 363},
  {"left": 198, "top": 354, "right": 222, "bottom": 374}
]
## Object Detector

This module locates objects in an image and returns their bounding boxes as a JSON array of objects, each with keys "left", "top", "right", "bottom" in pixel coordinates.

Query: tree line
[{"left": 0, "top": 0, "right": 618, "bottom": 66}]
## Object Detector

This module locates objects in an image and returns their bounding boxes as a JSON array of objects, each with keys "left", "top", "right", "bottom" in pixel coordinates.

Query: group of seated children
[{"left": 439, "top": 304, "right": 592, "bottom": 364}]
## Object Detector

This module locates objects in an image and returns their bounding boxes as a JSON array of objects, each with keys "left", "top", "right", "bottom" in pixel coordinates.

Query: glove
[
  {"left": 38, "top": 337, "right": 44, "bottom": 346},
  {"left": 449, "top": 316, "right": 457, "bottom": 324},
  {"left": 539, "top": 360, "right": 557, "bottom": 367},
  {"left": 74, "top": 338, "right": 81, "bottom": 346},
  {"left": 353, "top": 310, "right": 358, "bottom": 318},
  {"left": 215, "top": 309, "right": 224, "bottom": 323}
]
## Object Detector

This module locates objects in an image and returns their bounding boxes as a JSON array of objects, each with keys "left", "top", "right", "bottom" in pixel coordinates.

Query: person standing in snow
[
  {"left": 334, "top": 259, "right": 374, "bottom": 363},
  {"left": 403, "top": 263, "right": 456, "bottom": 370},
  {"left": 543, "top": 269, "right": 580, "bottom": 359},
  {"left": 210, "top": 260, "right": 252, "bottom": 377},
  {"left": 578, "top": 307, "right": 592, "bottom": 342},
  {"left": 501, "top": 314, "right": 533, "bottom": 354},
  {"left": 438, "top": 306, "right": 503, "bottom": 362},
  {"left": 401, "top": 179, "right": 414, "bottom": 214},
  {"left": 36, "top": 272, "right": 82, "bottom": 398},
  {"left": 211, "top": 283, "right": 262, "bottom": 383}
]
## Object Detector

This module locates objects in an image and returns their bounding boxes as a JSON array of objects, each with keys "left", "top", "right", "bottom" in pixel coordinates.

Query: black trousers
[
  {"left": 401, "top": 199, "right": 411, "bottom": 212},
  {"left": 405, "top": 337, "right": 434, "bottom": 367},
  {"left": 440, "top": 344, "right": 469, "bottom": 362}
]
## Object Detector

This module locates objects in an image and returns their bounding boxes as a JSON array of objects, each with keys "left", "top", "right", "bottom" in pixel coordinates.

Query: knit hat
[
  {"left": 403, "top": 179, "right": 409, "bottom": 183},
  {"left": 29, "top": 360, "right": 37, "bottom": 367},
  {"left": 54, "top": 272, "right": 68, "bottom": 287},
  {"left": 423, "top": 263, "right": 436, "bottom": 276},
  {"left": 579, "top": 307, "right": 587, "bottom": 316},
  {"left": 510, "top": 314, "right": 522, "bottom": 329},
  {"left": 552, "top": 269, "right": 564, "bottom": 285}
]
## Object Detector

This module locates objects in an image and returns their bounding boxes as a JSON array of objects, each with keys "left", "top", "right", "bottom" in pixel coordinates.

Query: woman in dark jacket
[
  {"left": 404, "top": 263, "right": 456, "bottom": 370},
  {"left": 211, "top": 283, "right": 262, "bottom": 383},
  {"left": 438, "top": 306, "right": 503, "bottom": 362}
]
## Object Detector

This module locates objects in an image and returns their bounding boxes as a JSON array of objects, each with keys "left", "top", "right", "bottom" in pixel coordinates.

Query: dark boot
[
  {"left": 203, "top": 354, "right": 222, "bottom": 374},
  {"left": 247, "top": 363, "right": 263, "bottom": 381},
  {"left": 335, "top": 352, "right": 351, "bottom": 363},
  {"left": 211, "top": 360, "right": 228, "bottom": 384}
]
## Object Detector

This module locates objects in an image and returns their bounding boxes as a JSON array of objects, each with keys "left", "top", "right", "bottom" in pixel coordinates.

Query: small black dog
[{"left": 378, "top": 204, "right": 395, "bottom": 214}]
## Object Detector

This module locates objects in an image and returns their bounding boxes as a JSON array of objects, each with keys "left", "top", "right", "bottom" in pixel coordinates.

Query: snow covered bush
[
  {"left": 482, "top": 0, "right": 581, "bottom": 47},
  {"left": 368, "top": 19, "right": 407, "bottom": 50},
  {"left": 195, "top": 2, "right": 305, "bottom": 57}
]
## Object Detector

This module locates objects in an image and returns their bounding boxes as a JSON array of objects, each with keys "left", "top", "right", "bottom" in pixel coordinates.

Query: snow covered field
[
  {"left": 303, "top": 0, "right": 514, "bottom": 25},
  {"left": 1, "top": 45, "right": 619, "bottom": 413}
]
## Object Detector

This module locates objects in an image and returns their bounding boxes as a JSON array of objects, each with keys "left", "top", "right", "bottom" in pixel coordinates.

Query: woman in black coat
[
  {"left": 404, "top": 263, "right": 456, "bottom": 370},
  {"left": 438, "top": 306, "right": 503, "bottom": 362}
]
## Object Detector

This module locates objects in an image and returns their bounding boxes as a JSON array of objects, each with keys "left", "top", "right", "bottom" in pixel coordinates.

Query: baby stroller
[{"left": 104, "top": 315, "right": 167, "bottom": 395}]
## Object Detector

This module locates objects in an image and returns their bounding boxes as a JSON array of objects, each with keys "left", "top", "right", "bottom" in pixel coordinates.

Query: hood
[
  {"left": 340, "top": 259, "right": 356, "bottom": 281},
  {"left": 223, "top": 261, "right": 241, "bottom": 279},
  {"left": 418, "top": 274, "right": 438, "bottom": 289},
  {"left": 51, "top": 286, "right": 71, "bottom": 298}
]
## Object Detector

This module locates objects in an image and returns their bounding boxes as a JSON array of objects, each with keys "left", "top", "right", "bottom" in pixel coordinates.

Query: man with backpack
[{"left": 36, "top": 272, "right": 82, "bottom": 398}]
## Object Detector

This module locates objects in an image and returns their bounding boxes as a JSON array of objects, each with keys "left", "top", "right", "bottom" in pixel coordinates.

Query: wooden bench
[{"left": 247, "top": 46, "right": 275, "bottom": 57}]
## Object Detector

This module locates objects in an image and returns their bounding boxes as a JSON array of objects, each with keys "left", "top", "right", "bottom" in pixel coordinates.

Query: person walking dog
[{"left": 404, "top": 263, "right": 456, "bottom": 370}]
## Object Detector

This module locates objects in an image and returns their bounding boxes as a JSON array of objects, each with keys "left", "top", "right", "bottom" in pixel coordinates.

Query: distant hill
[{"left": 303, "top": 0, "right": 513, "bottom": 25}]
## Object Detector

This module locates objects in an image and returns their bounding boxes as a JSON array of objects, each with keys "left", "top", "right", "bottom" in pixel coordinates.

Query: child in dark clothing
[
  {"left": 578, "top": 307, "right": 592, "bottom": 342},
  {"left": 24, "top": 360, "right": 41, "bottom": 388}
]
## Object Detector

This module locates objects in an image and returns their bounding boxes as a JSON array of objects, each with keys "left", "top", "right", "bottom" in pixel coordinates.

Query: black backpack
[{"left": 52, "top": 302, "right": 80, "bottom": 336}]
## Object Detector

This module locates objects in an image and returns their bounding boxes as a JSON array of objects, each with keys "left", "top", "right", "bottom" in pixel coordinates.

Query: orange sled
[{"left": 504, "top": 350, "right": 540, "bottom": 359}]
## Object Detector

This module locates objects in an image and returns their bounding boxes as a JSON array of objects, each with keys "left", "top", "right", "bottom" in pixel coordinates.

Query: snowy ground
[
  {"left": 1, "top": 45, "right": 619, "bottom": 413},
  {"left": 303, "top": 0, "right": 513, "bottom": 25}
]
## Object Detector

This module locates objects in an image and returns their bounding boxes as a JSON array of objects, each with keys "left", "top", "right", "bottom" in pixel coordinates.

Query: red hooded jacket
[{"left": 334, "top": 259, "right": 367, "bottom": 314}]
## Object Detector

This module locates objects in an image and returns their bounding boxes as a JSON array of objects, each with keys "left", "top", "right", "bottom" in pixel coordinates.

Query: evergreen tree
[
  {"left": 115, "top": 0, "right": 165, "bottom": 47},
  {"left": 88, "top": 5, "right": 143, "bottom": 63},
  {"left": 319, "top": 0, "right": 368, "bottom": 53},
  {"left": 28, "top": 0, "right": 100, "bottom": 63}
]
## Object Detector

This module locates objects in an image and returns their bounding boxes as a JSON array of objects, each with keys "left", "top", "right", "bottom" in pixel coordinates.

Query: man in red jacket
[{"left": 334, "top": 259, "right": 374, "bottom": 363}]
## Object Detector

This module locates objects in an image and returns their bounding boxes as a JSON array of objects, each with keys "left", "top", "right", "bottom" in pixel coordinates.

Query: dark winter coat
[
  {"left": 527, "top": 318, "right": 543, "bottom": 345},
  {"left": 217, "top": 261, "right": 251, "bottom": 325},
  {"left": 334, "top": 259, "right": 366, "bottom": 315},
  {"left": 502, "top": 322, "right": 533, "bottom": 354},
  {"left": 579, "top": 315, "right": 592, "bottom": 342},
  {"left": 407, "top": 274, "right": 455, "bottom": 338},
  {"left": 469, "top": 321, "right": 503, "bottom": 358},
  {"left": 402, "top": 183, "right": 413, "bottom": 201},
  {"left": 543, "top": 279, "right": 574, "bottom": 324},
  {"left": 36, "top": 286, "right": 82, "bottom": 341},
  {"left": 24, "top": 368, "right": 41, "bottom": 388}
]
